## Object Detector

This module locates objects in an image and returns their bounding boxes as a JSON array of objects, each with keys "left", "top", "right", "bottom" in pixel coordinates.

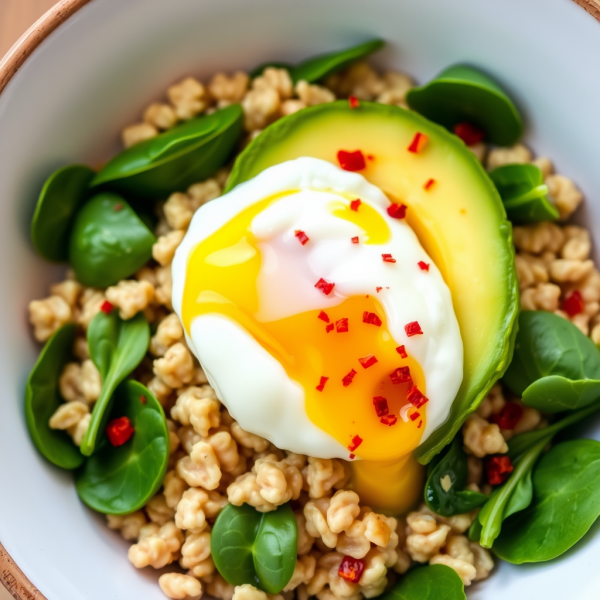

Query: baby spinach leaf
[
  {"left": 521, "top": 375, "right": 600, "bottom": 413},
  {"left": 30, "top": 165, "right": 95, "bottom": 262},
  {"left": 75, "top": 380, "right": 169, "bottom": 514},
  {"left": 91, "top": 104, "right": 243, "bottom": 198},
  {"left": 489, "top": 164, "right": 559, "bottom": 223},
  {"left": 378, "top": 564, "right": 466, "bottom": 600},
  {"left": 406, "top": 64, "right": 523, "bottom": 146},
  {"left": 68, "top": 192, "right": 156, "bottom": 288},
  {"left": 425, "top": 437, "right": 487, "bottom": 516},
  {"left": 211, "top": 503, "right": 297, "bottom": 593},
  {"left": 80, "top": 310, "right": 150, "bottom": 456},
  {"left": 494, "top": 439, "right": 600, "bottom": 563},
  {"left": 24, "top": 323, "right": 84, "bottom": 470}
]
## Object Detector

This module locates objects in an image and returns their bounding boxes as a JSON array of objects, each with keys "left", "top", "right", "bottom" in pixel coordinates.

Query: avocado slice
[{"left": 227, "top": 101, "right": 519, "bottom": 463}]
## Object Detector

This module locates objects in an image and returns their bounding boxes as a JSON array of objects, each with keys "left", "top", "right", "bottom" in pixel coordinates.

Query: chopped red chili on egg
[
  {"left": 295, "top": 230, "right": 309, "bottom": 245},
  {"left": 140, "top": 395, "right": 147, "bottom": 404},
  {"left": 453, "top": 122, "right": 485, "bottom": 146},
  {"left": 316, "top": 376, "right": 329, "bottom": 392},
  {"left": 338, "top": 556, "right": 365, "bottom": 584},
  {"left": 409, "top": 411, "right": 420, "bottom": 422},
  {"left": 326, "top": 323, "right": 334, "bottom": 333},
  {"left": 563, "top": 290, "right": 584, "bottom": 316},
  {"left": 336, "top": 318, "right": 349, "bottom": 333},
  {"left": 100, "top": 300, "right": 114, "bottom": 314},
  {"left": 351, "top": 236, "right": 359, "bottom": 244},
  {"left": 350, "top": 199, "right": 362, "bottom": 211},
  {"left": 492, "top": 403, "right": 524, "bottom": 430},
  {"left": 405, "top": 321, "right": 423, "bottom": 336},
  {"left": 373, "top": 396, "right": 389, "bottom": 417},
  {"left": 382, "top": 253, "right": 396, "bottom": 263},
  {"left": 342, "top": 369, "right": 357, "bottom": 387},
  {"left": 418, "top": 420, "right": 423, "bottom": 428},
  {"left": 318, "top": 310, "right": 330, "bottom": 323},
  {"left": 408, "top": 132, "right": 429, "bottom": 153},
  {"left": 337, "top": 150, "right": 366, "bottom": 171},
  {"left": 390, "top": 366, "right": 412, "bottom": 385},
  {"left": 407, "top": 385, "right": 429, "bottom": 408},
  {"left": 315, "top": 278, "right": 335, "bottom": 295},
  {"left": 348, "top": 435, "right": 363, "bottom": 452},
  {"left": 396, "top": 345, "right": 407, "bottom": 358},
  {"left": 485, "top": 455, "right": 514, "bottom": 486},
  {"left": 380, "top": 414, "right": 398, "bottom": 426},
  {"left": 418, "top": 261, "right": 430, "bottom": 272},
  {"left": 349, "top": 96, "right": 360, "bottom": 109},
  {"left": 358, "top": 354, "right": 378, "bottom": 369},
  {"left": 376, "top": 286, "right": 382, "bottom": 293},
  {"left": 424, "top": 178, "right": 436, "bottom": 191},
  {"left": 113, "top": 203, "right": 124, "bottom": 211},
  {"left": 106, "top": 416, "right": 134, "bottom": 447},
  {"left": 362, "top": 311, "right": 382, "bottom": 327},
  {"left": 349, "top": 453, "right": 355, "bottom": 459},
  {"left": 387, "top": 203, "right": 407, "bottom": 219}
]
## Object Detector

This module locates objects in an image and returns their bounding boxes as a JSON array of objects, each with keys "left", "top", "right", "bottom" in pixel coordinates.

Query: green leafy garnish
[
  {"left": 75, "top": 380, "right": 169, "bottom": 514},
  {"left": 80, "top": 310, "right": 150, "bottom": 456},
  {"left": 211, "top": 503, "right": 297, "bottom": 593},
  {"left": 378, "top": 564, "right": 466, "bottom": 600},
  {"left": 91, "top": 104, "right": 243, "bottom": 198},
  {"left": 68, "top": 192, "right": 156, "bottom": 288}
]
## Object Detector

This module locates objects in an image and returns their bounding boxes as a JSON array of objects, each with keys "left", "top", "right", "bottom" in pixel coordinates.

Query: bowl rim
[{"left": 1, "top": 0, "right": 600, "bottom": 598}]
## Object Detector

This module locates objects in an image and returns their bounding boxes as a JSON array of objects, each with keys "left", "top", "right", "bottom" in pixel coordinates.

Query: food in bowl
[{"left": 23, "top": 40, "right": 600, "bottom": 600}]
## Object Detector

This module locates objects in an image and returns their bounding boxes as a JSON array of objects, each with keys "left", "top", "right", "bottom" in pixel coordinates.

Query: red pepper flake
[
  {"left": 100, "top": 300, "right": 114, "bottom": 314},
  {"left": 336, "top": 318, "right": 349, "bottom": 333},
  {"left": 342, "top": 369, "right": 357, "bottom": 387},
  {"left": 409, "top": 411, "right": 420, "bottom": 422},
  {"left": 358, "top": 354, "right": 378, "bottom": 369},
  {"left": 326, "top": 323, "right": 334, "bottom": 333},
  {"left": 407, "top": 385, "right": 429, "bottom": 408},
  {"left": 380, "top": 414, "right": 398, "bottom": 426},
  {"left": 316, "top": 376, "right": 329, "bottom": 392},
  {"left": 318, "top": 310, "right": 330, "bottom": 323},
  {"left": 338, "top": 555, "right": 365, "bottom": 583},
  {"left": 367, "top": 154, "right": 375, "bottom": 161},
  {"left": 348, "top": 435, "right": 363, "bottom": 452},
  {"left": 349, "top": 453, "right": 355, "bottom": 459},
  {"left": 405, "top": 321, "right": 423, "bottom": 336},
  {"left": 349, "top": 96, "right": 360, "bottom": 109},
  {"left": 362, "top": 311, "right": 382, "bottom": 327},
  {"left": 408, "top": 132, "right": 429, "bottom": 153},
  {"left": 376, "top": 286, "right": 382, "bottom": 293},
  {"left": 387, "top": 203, "right": 407, "bottom": 219},
  {"left": 382, "top": 253, "right": 396, "bottom": 263},
  {"left": 337, "top": 150, "right": 366, "bottom": 172},
  {"left": 105, "top": 416, "right": 134, "bottom": 447},
  {"left": 350, "top": 199, "right": 362, "bottom": 211},
  {"left": 396, "top": 345, "right": 407, "bottom": 358},
  {"left": 492, "top": 403, "right": 524, "bottom": 430},
  {"left": 418, "top": 420, "right": 423, "bottom": 428},
  {"left": 295, "top": 230, "right": 309, "bottom": 245},
  {"left": 140, "top": 395, "right": 147, "bottom": 404},
  {"left": 485, "top": 455, "right": 514, "bottom": 486},
  {"left": 113, "top": 203, "right": 124, "bottom": 211},
  {"left": 424, "top": 178, "right": 436, "bottom": 191},
  {"left": 315, "top": 278, "right": 335, "bottom": 296},
  {"left": 418, "top": 261, "right": 430, "bottom": 272},
  {"left": 390, "top": 366, "right": 412, "bottom": 385},
  {"left": 351, "top": 236, "right": 359, "bottom": 244},
  {"left": 454, "top": 122, "right": 485, "bottom": 146},
  {"left": 563, "top": 290, "right": 584, "bottom": 317},
  {"left": 373, "top": 396, "right": 389, "bottom": 417}
]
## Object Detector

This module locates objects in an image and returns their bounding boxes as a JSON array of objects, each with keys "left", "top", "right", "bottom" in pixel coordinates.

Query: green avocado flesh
[{"left": 227, "top": 101, "right": 519, "bottom": 463}]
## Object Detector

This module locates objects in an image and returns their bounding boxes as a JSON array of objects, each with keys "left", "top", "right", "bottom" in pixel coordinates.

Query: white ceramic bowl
[{"left": 1, "top": 1, "right": 600, "bottom": 599}]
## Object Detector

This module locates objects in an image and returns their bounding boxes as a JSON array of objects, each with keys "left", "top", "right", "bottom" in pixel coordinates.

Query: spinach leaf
[
  {"left": 30, "top": 164, "right": 95, "bottom": 262},
  {"left": 521, "top": 375, "right": 600, "bottom": 413},
  {"left": 68, "top": 192, "right": 156, "bottom": 288},
  {"left": 211, "top": 503, "right": 297, "bottom": 593},
  {"left": 494, "top": 439, "right": 600, "bottom": 563},
  {"left": 24, "top": 323, "right": 84, "bottom": 469},
  {"left": 425, "top": 437, "right": 487, "bottom": 516},
  {"left": 91, "top": 104, "right": 243, "bottom": 198},
  {"left": 378, "top": 564, "right": 466, "bottom": 600},
  {"left": 75, "top": 380, "right": 169, "bottom": 514},
  {"left": 80, "top": 310, "right": 150, "bottom": 456},
  {"left": 406, "top": 64, "right": 523, "bottom": 146},
  {"left": 489, "top": 164, "right": 559, "bottom": 223}
]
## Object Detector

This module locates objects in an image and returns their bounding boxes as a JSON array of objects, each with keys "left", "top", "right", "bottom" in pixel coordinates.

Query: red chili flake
[
  {"left": 417, "top": 420, "right": 423, "bottom": 428},
  {"left": 563, "top": 290, "right": 584, "bottom": 317},
  {"left": 342, "top": 369, "right": 357, "bottom": 387},
  {"left": 295, "top": 230, "right": 309, "bottom": 245},
  {"left": 318, "top": 310, "right": 330, "bottom": 323},
  {"left": 418, "top": 261, "right": 430, "bottom": 272},
  {"left": 316, "top": 376, "right": 329, "bottom": 392},
  {"left": 113, "top": 203, "right": 124, "bottom": 211},
  {"left": 485, "top": 455, "right": 514, "bottom": 486},
  {"left": 408, "top": 132, "right": 429, "bottom": 153},
  {"left": 407, "top": 385, "right": 429, "bottom": 408},
  {"left": 390, "top": 366, "right": 412, "bottom": 384},
  {"left": 382, "top": 253, "right": 396, "bottom": 263},
  {"left": 492, "top": 403, "right": 524, "bottom": 430},
  {"left": 349, "top": 453, "right": 355, "bottom": 459},
  {"left": 453, "top": 122, "right": 485, "bottom": 146},
  {"left": 100, "top": 300, "right": 114, "bottom": 314},
  {"left": 396, "top": 345, "right": 407, "bottom": 358},
  {"left": 348, "top": 435, "right": 363, "bottom": 452},
  {"left": 350, "top": 199, "right": 362, "bottom": 211},
  {"left": 409, "top": 411, "right": 420, "bottom": 422},
  {"left": 376, "top": 286, "right": 382, "bottom": 293},
  {"left": 367, "top": 154, "right": 375, "bottom": 161},
  {"left": 351, "top": 236, "right": 359, "bottom": 244},
  {"left": 105, "top": 416, "right": 134, "bottom": 447},
  {"left": 338, "top": 556, "right": 365, "bottom": 583},
  {"left": 358, "top": 354, "right": 378, "bottom": 369},
  {"left": 326, "top": 323, "right": 334, "bottom": 333},
  {"left": 315, "top": 278, "right": 335, "bottom": 295},
  {"left": 373, "top": 396, "right": 389, "bottom": 417},
  {"left": 363, "top": 311, "right": 382, "bottom": 327},
  {"left": 337, "top": 150, "right": 366, "bottom": 171},
  {"left": 424, "top": 178, "right": 436, "bottom": 191},
  {"left": 387, "top": 203, "right": 407, "bottom": 219},
  {"left": 140, "top": 395, "right": 147, "bottom": 404},
  {"left": 349, "top": 96, "right": 360, "bottom": 109},
  {"left": 381, "top": 414, "right": 398, "bottom": 426},
  {"left": 405, "top": 321, "right": 423, "bottom": 336},
  {"left": 336, "top": 318, "right": 349, "bottom": 333}
]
